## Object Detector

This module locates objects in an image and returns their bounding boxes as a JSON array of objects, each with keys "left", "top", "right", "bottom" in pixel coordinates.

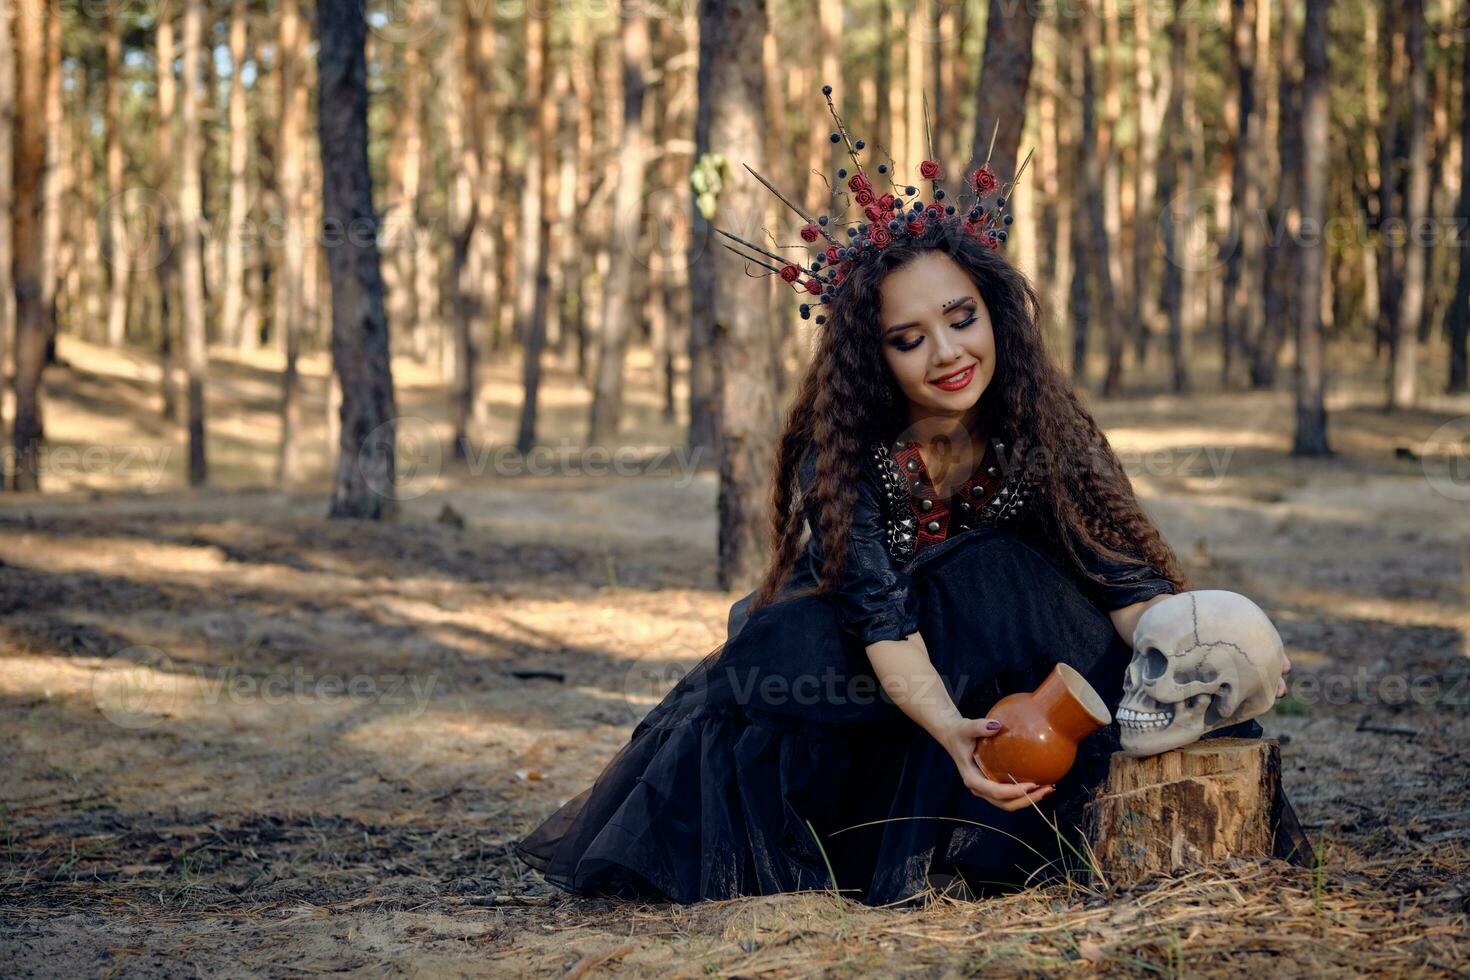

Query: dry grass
[{"left": 0, "top": 335, "right": 1467, "bottom": 976}]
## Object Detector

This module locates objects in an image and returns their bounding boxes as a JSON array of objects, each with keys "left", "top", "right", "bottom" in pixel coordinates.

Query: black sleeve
[
  {"left": 799, "top": 448, "right": 920, "bottom": 645},
  {"left": 1063, "top": 522, "right": 1179, "bottom": 611}
]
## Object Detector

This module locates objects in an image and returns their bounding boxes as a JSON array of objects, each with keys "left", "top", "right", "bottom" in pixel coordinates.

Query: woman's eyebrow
[{"left": 883, "top": 295, "right": 975, "bottom": 335}]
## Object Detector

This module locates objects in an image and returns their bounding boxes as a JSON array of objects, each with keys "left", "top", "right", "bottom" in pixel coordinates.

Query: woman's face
[{"left": 877, "top": 250, "right": 996, "bottom": 424}]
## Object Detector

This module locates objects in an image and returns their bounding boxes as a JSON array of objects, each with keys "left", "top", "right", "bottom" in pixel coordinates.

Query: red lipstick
[{"left": 930, "top": 364, "right": 975, "bottom": 392}]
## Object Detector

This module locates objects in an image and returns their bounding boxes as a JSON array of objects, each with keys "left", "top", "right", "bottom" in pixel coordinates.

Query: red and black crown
[{"left": 713, "top": 85, "right": 1032, "bottom": 325}]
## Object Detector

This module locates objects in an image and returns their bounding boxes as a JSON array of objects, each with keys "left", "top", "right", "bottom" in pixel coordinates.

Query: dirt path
[{"left": 2, "top": 340, "right": 1468, "bottom": 975}]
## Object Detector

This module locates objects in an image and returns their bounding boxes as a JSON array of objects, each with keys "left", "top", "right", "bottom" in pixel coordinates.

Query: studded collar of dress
[{"left": 870, "top": 434, "right": 1033, "bottom": 566}]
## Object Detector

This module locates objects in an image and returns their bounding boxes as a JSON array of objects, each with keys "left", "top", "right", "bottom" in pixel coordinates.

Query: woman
[{"left": 515, "top": 136, "right": 1287, "bottom": 907}]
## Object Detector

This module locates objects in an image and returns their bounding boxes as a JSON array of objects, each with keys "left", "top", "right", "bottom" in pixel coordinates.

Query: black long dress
[{"left": 513, "top": 437, "right": 1260, "bottom": 906}]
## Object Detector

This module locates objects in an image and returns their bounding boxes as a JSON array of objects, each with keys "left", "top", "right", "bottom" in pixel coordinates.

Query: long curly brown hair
[{"left": 750, "top": 219, "right": 1187, "bottom": 611}]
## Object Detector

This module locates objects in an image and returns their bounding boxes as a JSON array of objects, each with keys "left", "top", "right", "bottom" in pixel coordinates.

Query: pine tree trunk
[
  {"left": 154, "top": 1, "right": 181, "bottom": 421},
  {"left": 221, "top": 0, "right": 250, "bottom": 351},
  {"left": 1448, "top": 0, "right": 1470, "bottom": 393},
  {"left": 39, "top": 0, "right": 60, "bottom": 356},
  {"left": 1377, "top": 12, "right": 1405, "bottom": 360},
  {"left": 969, "top": 0, "right": 1037, "bottom": 182},
  {"left": 588, "top": 9, "right": 650, "bottom": 446},
  {"left": 0, "top": 0, "right": 15, "bottom": 383},
  {"left": 1293, "top": 0, "right": 1330, "bottom": 456},
  {"left": 104, "top": 8, "right": 131, "bottom": 346},
  {"left": 1067, "top": 36, "right": 1091, "bottom": 383},
  {"left": 1388, "top": 0, "right": 1429, "bottom": 410},
  {"left": 1159, "top": 0, "right": 1191, "bottom": 394},
  {"left": 317, "top": 0, "right": 397, "bottom": 519},
  {"left": 1222, "top": 0, "right": 1262, "bottom": 389},
  {"left": 1131, "top": 0, "right": 1161, "bottom": 368},
  {"left": 1253, "top": 0, "right": 1300, "bottom": 389},
  {"left": 446, "top": 3, "right": 480, "bottom": 460},
  {"left": 471, "top": 9, "right": 501, "bottom": 379},
  {"left": 276, "top": 0, "right": 308, "bottom": 486},
  {"left": 702, "top": 0, "right": 780, "bottom": 591},
  {"left": 687, "top": 11, "right": 718, "bottom": 459},
  {"left": 514, "top": 8, "right": 555, "bottom": 454},
  {"left": 179, "top": 0, "right": 209, "bottom": 486},
  {"left": 10, "top": 0, "right": 48, "bottom": 490},
  {"left": 1081, "top": 5, "right": 1123, "bottom": 397}
]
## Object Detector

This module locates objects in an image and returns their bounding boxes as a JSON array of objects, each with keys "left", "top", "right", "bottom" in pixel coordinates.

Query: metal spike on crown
[{"left": 712, "top": 84, "right": 1033, "bottom": 326}]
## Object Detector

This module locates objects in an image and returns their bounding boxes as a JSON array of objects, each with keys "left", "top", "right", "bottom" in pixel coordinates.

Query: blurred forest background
[{"left": 0, "top": 0, "right": 1466, "bottom": 583}]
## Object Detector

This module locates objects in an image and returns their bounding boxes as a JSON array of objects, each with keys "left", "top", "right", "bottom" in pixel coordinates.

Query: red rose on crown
[
  {"left": 799, "top": 223, "right": 820, "bottom": 243},
  {"left": 826, "top": 244, "right": 840, "bottom": 263},
  {"left": 919, "top": 159, "right": 942, "bottom": 180},
  {"left": 879, "top": 192, "right": 895, "bottom": 210},
  {"left": 855, "top": 188, "right": 876, "bottom": 207},
  {"left": 864, "top": 204, "right": 884, "bottom": 223},
  {"left": 870, "top": 225, "right": 892, "bottom": 248},
  {"left": 848, "top": 173, "right": 872, "bottom": 194},
  {"left": 907, "top": 218, "right": 926, "bottom": 235},
  {"left": 780, "top": 263, "right": 801, "bottom": 283},
  {"left": 805, "top": 278, "right": 824, "bottom": 294},
  {"left": 970, "top": 165, "right": 998, "bottom": 193}
]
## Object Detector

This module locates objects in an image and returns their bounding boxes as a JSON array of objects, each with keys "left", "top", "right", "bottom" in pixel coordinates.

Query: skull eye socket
[{"left": 1142, "top": 647, "right": 1167, "bottom": 681}]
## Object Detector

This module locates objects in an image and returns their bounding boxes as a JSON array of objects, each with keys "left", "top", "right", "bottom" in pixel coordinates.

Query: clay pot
[{"left": 975, "top": 662, "right": 1112, "bottom": 786}]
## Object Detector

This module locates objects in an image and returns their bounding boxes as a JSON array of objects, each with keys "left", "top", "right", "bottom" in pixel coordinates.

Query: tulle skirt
[{"left": 514, "top": 527, "right": 1252, "bottom": 907}]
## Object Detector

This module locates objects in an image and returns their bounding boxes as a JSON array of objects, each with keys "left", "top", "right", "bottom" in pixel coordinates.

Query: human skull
[{"left": 1118, "top": 590, "right": 1285, "bottom": 756}]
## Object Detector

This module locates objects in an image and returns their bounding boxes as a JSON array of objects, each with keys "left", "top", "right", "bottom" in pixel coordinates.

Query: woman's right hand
[{"left": 931, "top": 715, "right": 1056, "bottom": 813}]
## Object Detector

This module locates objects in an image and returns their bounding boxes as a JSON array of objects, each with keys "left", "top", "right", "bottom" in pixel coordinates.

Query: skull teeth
[{"left": 1118, "top": 706, "right": 1174, "bottom": 728}]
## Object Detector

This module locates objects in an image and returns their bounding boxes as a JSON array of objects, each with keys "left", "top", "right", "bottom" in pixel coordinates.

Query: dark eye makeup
[{"left": 888, "top": 308, "right": 979, "bottom": 352}]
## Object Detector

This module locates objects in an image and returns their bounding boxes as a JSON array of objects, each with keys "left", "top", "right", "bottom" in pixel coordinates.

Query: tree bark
[
  {"left": 1387, "top": 0, "right": 1429, "bottom": 410},
  {"left": 39, "top": 0, "right": 59, "bottom": 357},
  {"left": 1448, "top": 0, "right": 1470, "bottom": 392},
  {"left": 317, "top": 0, "right": 397, "bottom": 519},
  {"left": 275, "top": 0, "right": 308, "bottom": 486},
  {"left": 154, "top": 1, "right": 181, "bottom": 421},
  {"left": 1086, "top": 738, "right": 1311, "bottom": 887},
  {"left": 1222, "top": 0, "right": 1263, "bottom": 389},
  {"left": 222, "top": 0, "right": 251, "bottom": 351},
  {"left": 446, "top": 3, "right": 481, "bottom": 460},
  {"left": 588, "top": 8, "right": 650, "bottom": 446},
  {"left": 968, "top": 0, "right": 1037, "bottom": 184},
  {"left": 1080, "top": 5, "right": 1123, "bottom": 397},
  {"left": 1293, "top": 0, "right": 1330, "bottom": 456},
  {"left": 179, "top": 0, "right": 209, "bottom": 486},
  {"left": 1131, "top": 0, "right": 1162, "bottom": 368},
  {"left": 0, "top": 0, "right": 15, "bottom": 387},
  {"left": 1253, "top": 0, "right": 1300, "bottom": 389},
  {"left": 513, "top": 6, "right": 555, "bottom": 454},
  {"left": 104, "top": 7, "right": 131, "bottom": 346},
  {"left": 1159, "top": 0, "right": 1192, "bottom": 394},
  {"left": 10, "top": 0, "right": 48, "bottom": 490},
  {"left": 701, "top": 0, "right": 780, "bottom": 591}
]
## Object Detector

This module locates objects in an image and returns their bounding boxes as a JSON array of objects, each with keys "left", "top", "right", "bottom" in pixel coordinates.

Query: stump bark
[{"left": 1084, "top": 737, "right": 1312, "bottom": 886}]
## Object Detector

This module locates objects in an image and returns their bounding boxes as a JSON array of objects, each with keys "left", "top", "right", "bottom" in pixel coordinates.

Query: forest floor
[{"left": 1, "top": 336, "right": 1468, "bottom": 977}]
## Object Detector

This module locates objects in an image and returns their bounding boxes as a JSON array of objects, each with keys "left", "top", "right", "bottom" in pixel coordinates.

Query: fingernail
[{"left": 985, "top": 720, "right": 1003, "bottom": 731}]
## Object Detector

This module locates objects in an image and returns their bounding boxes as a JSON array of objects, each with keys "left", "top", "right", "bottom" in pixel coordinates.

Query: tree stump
[{"left": 1084, "top": 737, "right": 1312, "bottom": 887}]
